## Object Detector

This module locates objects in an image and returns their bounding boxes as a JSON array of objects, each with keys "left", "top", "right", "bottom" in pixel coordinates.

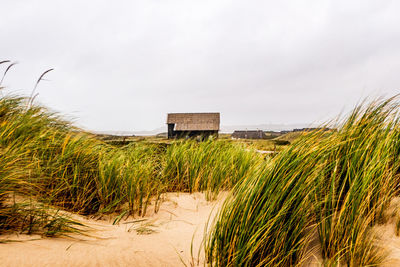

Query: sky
[{"left": 1, "top": 0, "right": 400, "bottom": 132}]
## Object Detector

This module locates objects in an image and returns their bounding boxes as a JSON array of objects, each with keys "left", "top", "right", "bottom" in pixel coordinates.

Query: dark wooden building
[
  {"left": 231, "top": 130, "right": 267, "bottom": 139},
  {"left": 167, "top": 113, "right": 220, "bottom": 139}
]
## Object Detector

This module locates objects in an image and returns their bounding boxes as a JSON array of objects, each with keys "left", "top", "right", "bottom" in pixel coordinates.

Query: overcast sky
[{"left": 1, "top": 0, "right": 400, "bottom": 131}]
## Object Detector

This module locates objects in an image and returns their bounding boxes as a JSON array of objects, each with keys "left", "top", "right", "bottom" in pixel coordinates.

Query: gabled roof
[{"left": 167, "top": 113, "right": 220, "bottom": 131}]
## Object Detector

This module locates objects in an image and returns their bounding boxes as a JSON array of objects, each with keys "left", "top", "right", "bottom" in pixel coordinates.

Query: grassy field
[{"left": 96, "top": 132, "right": 294, "bottom": 152}]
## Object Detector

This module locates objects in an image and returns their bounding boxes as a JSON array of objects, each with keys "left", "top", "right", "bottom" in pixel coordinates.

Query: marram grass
[
  {"left": 0, "top": 94, "right": 263, "bottom": 235},
  {"left": 205, "top": 97, "right": 400, "bottom": 266},
  {"left": 3, "top": 89, "right": 400, "bottom": 266}
]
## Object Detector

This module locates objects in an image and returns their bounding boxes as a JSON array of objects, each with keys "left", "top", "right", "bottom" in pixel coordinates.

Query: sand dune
[
  {"left": 0, "top": 192, "right": 226, "bottom": 267},
  {"left": 4, "top": 193, "right": 400, "bottom": 266}
]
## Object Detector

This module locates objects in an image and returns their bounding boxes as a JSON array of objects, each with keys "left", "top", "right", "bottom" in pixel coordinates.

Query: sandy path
[{"left": 0, "top": 192, "right": 226, "bottom": 267}]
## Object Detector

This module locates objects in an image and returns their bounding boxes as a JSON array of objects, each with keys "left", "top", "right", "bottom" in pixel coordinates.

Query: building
[
  {"left": 231, "top": 130, "right": 267, "bottom": 139},
  {"left": 166, "top": 113, "right": 220, "bottom": 139}
]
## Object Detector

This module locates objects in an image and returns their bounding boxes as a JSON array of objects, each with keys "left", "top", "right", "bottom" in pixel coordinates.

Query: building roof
[{"left": 167, "top": 113, "right": 220, "bottom": 131}]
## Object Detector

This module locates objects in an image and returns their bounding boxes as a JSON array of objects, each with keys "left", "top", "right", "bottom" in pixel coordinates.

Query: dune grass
[
  {"left": 205, "top": 97, "right": 400, "bottom": 266},
  {"left": 162, "top": 140, "right": 264, "bottom": 200},
  {"left": 3, "top": 79, "right": 399, "bottom": 266},
  {"left": 0, "top": 94, "right": 263, "bottom": 236}
]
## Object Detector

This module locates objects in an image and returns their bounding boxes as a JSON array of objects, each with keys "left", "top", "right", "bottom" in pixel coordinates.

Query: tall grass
[
  {"left": 162, "top": 140, "right": 263, "bottom": 200},
  {"left": 0, "top": 93, "right": 263, "bottom": 235},
  {"left": 206, "top": 97, "right": 400, "bottom": 266}
]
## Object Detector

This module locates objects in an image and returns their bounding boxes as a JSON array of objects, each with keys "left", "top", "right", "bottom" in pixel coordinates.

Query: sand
[
  {"left": 374, "top": 197, "right": 400, "bottom": 266},
  {"left": 374, "top": 223, "right": 400, "bottom": 266},
  {"left": 0, "top": 192, "right": 226, "bottom": 267},
  {"left": 4, "top": 193, "right": 400, "bottom": 266}
]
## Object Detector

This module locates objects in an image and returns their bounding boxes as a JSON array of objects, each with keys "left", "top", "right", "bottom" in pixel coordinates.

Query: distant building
[
  {"left": 166, "top": 113, "right": 220, "bottom": 139},
  {"left": 231, "top": 130, "right": 267, "bottom": 139}
]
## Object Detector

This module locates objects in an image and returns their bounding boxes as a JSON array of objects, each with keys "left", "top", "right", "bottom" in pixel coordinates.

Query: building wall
[{"left": 167, "top": 127, "right": 218, "bottom": 139}]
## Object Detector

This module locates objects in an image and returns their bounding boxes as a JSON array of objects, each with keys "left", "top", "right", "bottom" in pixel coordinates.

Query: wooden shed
[
  {"left": 166, "top": 113, "right": 220, "bottom": 139},
  {"left": 231, "top": 130, "right": 267, "bottom": 139}
]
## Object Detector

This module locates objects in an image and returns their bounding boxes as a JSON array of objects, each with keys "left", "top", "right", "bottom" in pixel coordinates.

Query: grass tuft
[{"left": 205, "top": 97, "right": 400, "bottom": 266}]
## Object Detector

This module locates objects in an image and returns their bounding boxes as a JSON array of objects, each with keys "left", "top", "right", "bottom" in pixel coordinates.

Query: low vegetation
[{"left": 219, "top": 133, "right": 292, "bottom": 151}]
